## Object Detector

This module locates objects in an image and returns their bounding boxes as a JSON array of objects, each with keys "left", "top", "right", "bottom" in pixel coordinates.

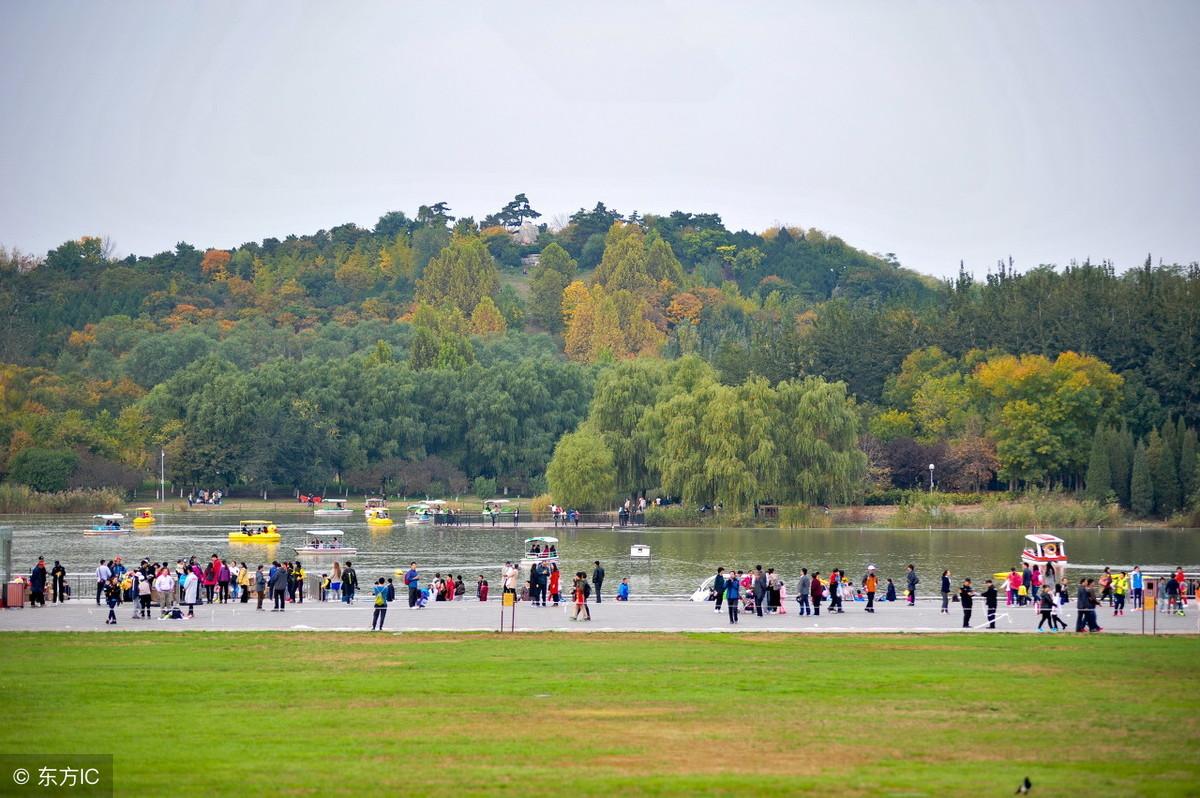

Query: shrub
[
  {"left": 472, "top": 476, "right": 497, "bottom": 499},
  {"left": 0, "top": 483, "right": 124, "bottom": 513}
]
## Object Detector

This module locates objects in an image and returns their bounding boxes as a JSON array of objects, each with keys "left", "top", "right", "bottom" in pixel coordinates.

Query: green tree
[
  {"left": 8, "top": 447, "right": 78, "bottom": 492},
  {"left": 416, "top": 233, "right": 499, "bottom": 314},
  {"left": 1130, "top": 442, "right": 1154, "bottom": 518},
  {"left": 546, "top": 428, "right": 616, "bottom": 511},
  {"left": 1107, "top": 423, "right": 1135, "bottom": 507},
  {"left": 1084, "top": 427, "right": 1112, "bottom": 502},
  {"left": 1149, "top": 426, "right": 1180, "bottom": 515},
  {"left": 1178, "top": 421, "right": 1198, "bottom": 502},
  {"left": 528, "top": 243, "right": 577, "bottom": 332}
]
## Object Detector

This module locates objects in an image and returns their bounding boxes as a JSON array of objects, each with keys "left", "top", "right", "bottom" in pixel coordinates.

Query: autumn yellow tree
[{"left": 469, "top": 296, "right": 507, "bottom": 337}]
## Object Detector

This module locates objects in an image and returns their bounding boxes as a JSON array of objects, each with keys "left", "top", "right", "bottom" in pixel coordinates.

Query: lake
[{"left": 4, "top": 511, "right": 1198, "bottom": 596}]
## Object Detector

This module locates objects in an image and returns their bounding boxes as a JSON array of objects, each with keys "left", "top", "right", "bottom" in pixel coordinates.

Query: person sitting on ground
[{"left": 616, "top": 577, "right": 630, "bottom": 601}]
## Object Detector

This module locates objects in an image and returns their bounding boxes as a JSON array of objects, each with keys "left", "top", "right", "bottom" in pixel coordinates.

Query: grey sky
[{"left": 2, "top": 1, "right": 1197, "bottom": 278}]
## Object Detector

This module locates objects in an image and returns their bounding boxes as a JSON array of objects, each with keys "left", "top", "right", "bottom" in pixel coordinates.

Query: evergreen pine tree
[
  {"left": 1176, "top": 420, "right": 1197, "bottom": 502},
  {"left": 1084, "top": 427, "right": 1112, "bottom": 502},
  {"left": 1130, "top": 442, "right": 1154, "bottom": 518},
  {"left": 1108, "top": 423, "right": 1134, "bottom": 508},
  {"left": 1152, "top": 423, "right": 1180, "bottom": 516}
]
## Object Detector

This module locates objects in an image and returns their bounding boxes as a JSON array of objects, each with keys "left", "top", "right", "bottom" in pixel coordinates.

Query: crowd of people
[
  {"left": 705, "top": 562, "right": 1194, "bottom": 630},
  {"left": 21, "top": 552, "right": 1193, "bottom": 632},
  {"left": 185, "top": 489, "right": 223, "bottom": 506}
]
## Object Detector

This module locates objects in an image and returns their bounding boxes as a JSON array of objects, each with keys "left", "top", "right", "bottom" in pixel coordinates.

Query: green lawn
[{"left": 1, "top": 633, "right": 1196, "bottom": 796}]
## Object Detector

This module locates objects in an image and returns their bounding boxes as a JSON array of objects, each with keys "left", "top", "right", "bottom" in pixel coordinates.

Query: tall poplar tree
[{"left": 1084, "top": 427, "right": 1112, "bottom": 502}]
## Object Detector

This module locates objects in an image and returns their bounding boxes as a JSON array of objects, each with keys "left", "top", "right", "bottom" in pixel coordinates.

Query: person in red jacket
[{"left": 548, "top": 564, "right": 561, "bottom": 606}]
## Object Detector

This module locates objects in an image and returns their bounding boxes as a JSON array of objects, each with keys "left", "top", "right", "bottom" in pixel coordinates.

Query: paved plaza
[{"left": 1, "top": 596, "right": 1195, "bottom": 634}]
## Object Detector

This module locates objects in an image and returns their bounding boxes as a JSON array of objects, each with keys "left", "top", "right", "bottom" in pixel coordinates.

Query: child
[
  {"left": 477, "top": 575, "right": 489, "bottom": 602},
  {"left": 885, "top": 578, "right": 897, "bottom": 602},
  {"left": 319, "top": 574, "right": 330, "bottom": 602},
  {"left": 616, "top": 577, "right": 630, "bottom": 601},
  {"left": 1113, "top": 572, "right": 1127, "bottom": 616},
  {"left": 777, "top": 581, "right": 788, "bottom": 615}
]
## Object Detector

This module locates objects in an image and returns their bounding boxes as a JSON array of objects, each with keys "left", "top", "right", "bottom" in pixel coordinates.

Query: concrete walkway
[{"left": 1, "top": 597, "right": 1196, "bottom": 634}]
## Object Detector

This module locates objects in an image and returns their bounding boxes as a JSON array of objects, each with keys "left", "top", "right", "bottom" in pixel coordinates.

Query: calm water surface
[{"left": 4, "top": 511, "right": 1198, "bottom": 596}]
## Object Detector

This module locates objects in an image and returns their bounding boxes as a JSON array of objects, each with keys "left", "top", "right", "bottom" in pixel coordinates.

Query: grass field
[{"left": 1, "top": 633, "right": 1196, "bottom": 796}]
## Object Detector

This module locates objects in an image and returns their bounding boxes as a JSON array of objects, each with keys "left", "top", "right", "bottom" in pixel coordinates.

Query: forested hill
[{"left": 1, "top": 197, "right": 1198, "bottom": 516}]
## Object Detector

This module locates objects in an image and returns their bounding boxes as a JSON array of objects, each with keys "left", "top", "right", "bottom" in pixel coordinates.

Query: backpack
[
  {"left": 582, "top": 581, "right": 591, "bottom": 599},
  {"left": 374, "top": 592, "right": 385, "bottom": 607}
]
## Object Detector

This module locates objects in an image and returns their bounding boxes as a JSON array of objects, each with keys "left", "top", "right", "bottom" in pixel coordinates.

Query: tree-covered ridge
[{"left": 1, "top": 197, "right": 1197, "bottom": 516}]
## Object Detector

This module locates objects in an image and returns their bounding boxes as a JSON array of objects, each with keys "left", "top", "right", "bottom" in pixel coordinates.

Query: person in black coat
[
  {"left": 959, "top": 579, "right": 975, "bottom": 628},
  {"left": 592, "top": 561, "right": 605, "bottom": 603},
  {"left": 51, "top": 560, "right": 67, "bottom": 603},
  {"left": 712, "top": 567, "right": 726, "bottom": 613},
  {"left": 982, "top": 579, "right": 999, "bottom": 629},
  {"left": 29, "top": 557, "right": 48, "bottom": 607}
]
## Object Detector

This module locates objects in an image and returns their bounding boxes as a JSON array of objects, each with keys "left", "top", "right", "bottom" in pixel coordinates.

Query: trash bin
[{"left": 5, "top": 580, "right": 26, "bottom": 609}]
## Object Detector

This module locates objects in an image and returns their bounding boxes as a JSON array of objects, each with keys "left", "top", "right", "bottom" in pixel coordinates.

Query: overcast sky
[{"left": 2, "top": 1, "right": 1197, "bottom": 277}]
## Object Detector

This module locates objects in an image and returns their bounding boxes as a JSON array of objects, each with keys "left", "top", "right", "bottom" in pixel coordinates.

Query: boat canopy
[
  {"left": 525, "top": 536, "right": 559, "bottom": 545},
  {"left": 94, "top": 513, "right": 125, "bottom": 521},
  {"left": 426, "top": 499, "right": 447, "bottom": 506},
  {"left": 1025, "top": 533, "right": 1065, "bottom": 544},
  {"left": 241, "top": 519, "right": 273, "bottom": 525},
  {"left": 326, "top": 498, "right": 348, "bottom": 506},
  {"left": 485, "top": 498, "right": 510, "bottom": 505},
  {"left": 134, "top": 507, "right": 153, "bottom": 512},
  {"left": 305, "top": 530, "right": 344, "bottom": 537}
]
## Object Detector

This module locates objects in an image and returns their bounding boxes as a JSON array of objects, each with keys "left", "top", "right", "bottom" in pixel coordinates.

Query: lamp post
[
  {"left": 928, "top": 463, "right": 935, "bottom": 493},
  {"left": 160, "top": 448, "right": 165, "bottom": 503}
]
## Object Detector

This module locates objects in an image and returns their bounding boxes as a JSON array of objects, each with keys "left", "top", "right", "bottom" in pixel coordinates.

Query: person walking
[
  {"left": 592, "top": 561, "right": 605, "bottom": 604},
  {"left": 982, "top": 579, "right": 998, "bottom": 629},
  {"left": 218, "top": 559, "right": 230, "bottom": 604},
  {"left": 827, "top": 568, "right": 841, "bottom": 614},
  {"left": 864, "top": 566, "right": 877, "bottom": 613},
  {"left": 95, "top": 559, "right": 111, "bottom": 605},
  {"left": 404, "top": 562, "right": 420, "bottom": 608},
  {"left": 154, "top": 568, "right": 175, "bottom": 614},
  {"left": 810, "top": 571, "right": 824, "bottom": 616},
  {"left": 940, "top": 570, "right": 952, "bottom": 614},
  {"left": 906, "top": 565, "right": 919, "bottom": 606},
  {"left": 182, "top": 568, "right": 200, "bottom": 618},
  {"left": 51, "top": 560, "right": 67, "bottom": 603},
  {"left": 797, "top": 568, "right": 812, "bottom": 616},
  {"left": 752, "top": 565, "right": 767, "bottom": 617},
  {"left": 136, "top": 569, "right": 152, "bottom": 618},
  {"left": 1075, "top": 578, "right": 1096, "bottom": 632},
  {"left": 29, "top": 557, "right": 47, "bottom": 607},
  {"left": 725, "top": 573, "right": 740, "bottom": 624},
  {"left": 713, "top": 567, "right": 726, "bottom": 614},
  {"left": 572, "top": 572, "right": 591, "bottom": 621},
  {"left": 1037, "top": 586, "right": 1057, "bottom": 632},
  {"left": 238, "top": 562, "right": 251, "bottom": 604},
  {"left": 103, "top": 576, "right": 120, "bottom": 625},
  {"left": 549, "top": 563, "right": 561, "bottom": 606},
  {"left": 269, "top": 561, "right": 288, "bottom": 611},
  {"left": 1112, "top": 571, "right": 1128, "bottom": 616},
  {"left": 371, "top": 578, "right": 389, "bottom": 630},
  {"left": 959, "top": 579, "right": 974, "bottom": 628},
  {"left": 341, "top": 561, "right": 358, "bottom": 604},
  {"left": 254, "top": 565, "right": 266, "bottom": 611}
]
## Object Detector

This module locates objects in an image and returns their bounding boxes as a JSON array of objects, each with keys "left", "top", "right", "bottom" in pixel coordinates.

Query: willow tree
[
  {"left": 773, "top": 377, "right": 867, "bottom": 505},
  {"left": 585, "top": 357, "right": 675, "bottom": 499},
  {"left": 546, "top": 428, "right": 616, "bottom": 511}
]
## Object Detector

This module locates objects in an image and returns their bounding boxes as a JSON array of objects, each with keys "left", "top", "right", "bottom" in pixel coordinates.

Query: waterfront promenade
[{"left": 1, "top": 597, "right": 1195, "bottom": 634}]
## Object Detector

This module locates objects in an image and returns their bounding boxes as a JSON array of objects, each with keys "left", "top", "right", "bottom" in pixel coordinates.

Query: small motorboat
[
  {"left": 1021, "top": 533, "right": 1068, "bottom": 580},
  {"left": 518, "top": 536, "right": 559, "bottom": 581},
  {"left": 314, "top": 498, "right": 352, "bottom": 516},
  {"left": 131, "top": 507, "right": 157, "bottom": 526},
  {"left": 294, "top": 530, "right": 357, "bottom": 563},
  {"left": 84, "top": 514, "right": 130, "bottom": 536},
  {"left": 228, "top": 520, "right": 281, "bottom": 543}
]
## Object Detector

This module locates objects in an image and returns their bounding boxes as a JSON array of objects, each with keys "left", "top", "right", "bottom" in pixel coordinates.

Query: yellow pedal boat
[
  {"left": 131, "top": 507, "right": 157, "bottom": 526},
  {"left": 229, "top": 520, "right": 280, "bottom": 542}
]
